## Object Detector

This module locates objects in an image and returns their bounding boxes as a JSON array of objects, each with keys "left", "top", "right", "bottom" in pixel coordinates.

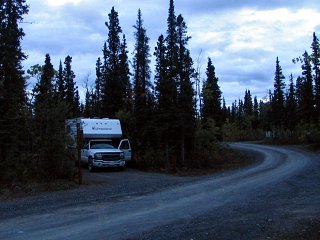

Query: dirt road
[{"left": 1, "top": 143, "right": 319, "bottom": 239}]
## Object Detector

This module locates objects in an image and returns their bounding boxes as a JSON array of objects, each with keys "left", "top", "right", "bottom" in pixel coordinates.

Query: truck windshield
[{"left": 90, "top": 141, "right": 115, "bottom": 149}]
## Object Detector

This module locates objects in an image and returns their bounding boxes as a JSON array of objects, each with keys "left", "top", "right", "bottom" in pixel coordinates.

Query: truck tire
[{"left": 88, "top": 157, "right": 95, "bottom": 172}]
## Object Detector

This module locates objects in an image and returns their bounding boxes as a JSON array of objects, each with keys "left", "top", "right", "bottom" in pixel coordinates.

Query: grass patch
[
  {"left": 0, "top": 179, "right": 79, "bottom": 200},
  {"left": 174, "top": 145, "right": 258, "bottom": 176}
]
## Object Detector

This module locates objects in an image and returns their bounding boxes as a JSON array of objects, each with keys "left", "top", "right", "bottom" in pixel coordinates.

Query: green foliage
[
  {"left": 0, "top": 0, "right": 29, "bottom": 184},
  {"left": 223, "top": 118, "right": 264, "bottom": 142},
  {"left": 244, "top": 90, "right": 253, "bottom": 116},
  {"left": 176, "top": 14, "right": 196, "bottom": 166},
  {"left": 115, "top": 109, "right": 133, "bottom": 139},
  {"left": 299, "top": 51, "right": 314, "bottom": 124},
  {"left": 201, "top": 58, "right": 222, "bottom": 126},
  {"left": 311, "top": 33, "right": 320, "bottom": 121},
  {"left": 135, "top": 148, "right": 167, "bottom": 170},
  {"left": 285, "top": 74, "right": 297, "bottom": 131},
  {"left": 56, "top": 60, "right": 65, "bottom": 101},
  {"left": 132, "top": 9, "right": 155, "bottom": 161},
  {"left": 100, "top": 7, "right": 132, "bottom": 118},
  {"left": 33, "top": 100, "right": 73, "bottom": 180},
  {"left": 272, "top": 57, "right": 286, "bottom": 127},
  {"left": 192, "top": 119, "right": 220, "bottom": 168},
  {"left": 32, "top": 54, "right": 74, "bottom": 181},
  {"left": 153, "top": 1, "right": 180, "bottom": 169},
  {"left": 63, "top": 55, "right": 79, "bottom": 118}
]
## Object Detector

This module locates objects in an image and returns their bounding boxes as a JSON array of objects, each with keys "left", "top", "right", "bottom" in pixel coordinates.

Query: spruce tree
[
  {"left": 285, "top": 74, "right": 297, "bottom": 131},
  {"left": 231, "top": 101, "right": 237, "bottom": 123},
  {"left": 83, "top": 87, "right": 92, "bottom": 117},
  {"left": 237, "top": 99, "right": 244, "bottom": 127},
  {"left": 154, "top": 33, "right": 176, "bottom": 168},
  {"left": 117, "top": 34, "right": 133, "bottom": 137},
  {"left": 133, "top": 9, "right": 151, "bottom": 119},
  {"left": 311, "top": 32, "right": 320, "bottom": 122},
  {"left": 154, "top": 35, "right": 167, "bottom": 93},
  {"left": 132, "top": 9, "right": 152, "bottom": 155},
  {"left": 165, "top": 0, "right": 178, "bottom": 77},
  {"left": 33, "top": 54, "right": 72, "bottom": 180},
  {"left": 296, "top": 76, "right": 303, "bottom": 113},
  {"left": 252, "top": 96, "right": 259, "bottom": 129},
  {"left": 244, "top": 89, "right": 253, "bottom": 116},
  {"left": 33, "top": 54, "right": 54, "bottom": 111},
  {"left": 176, "top": 14, "right": 196, "bottom": 166},
  {"left": 272, "top": 57, "right": 286, "bottom": 128},
  {"left": 56, "top": 60, "right": 65, "bottom": 101},
  {"left": 0, "top": 0, "right": 29, "bottom": 182},
  {"left": 201, "top": 57, "right": 222, "bottom": 125},
  {"left": 94, "top": 57, "right": 102, "bottom": 117},
  {"left": 101, "top": 7, "right": 124, "bottom": 118},
  {"left": 300, "top": 51, "right": 314, "bottom": 124},
  {"left": 221, "top": 97, "right": 228, "bottom": 123},
  {"left": 63, "top": 55, "right": 78, "bottom": 117},
  {"left": 118, "top": 34, "right": 132, "bottom": 112},
  {"left": 154, "top": 0, "right": 180, "bottom": 168}
]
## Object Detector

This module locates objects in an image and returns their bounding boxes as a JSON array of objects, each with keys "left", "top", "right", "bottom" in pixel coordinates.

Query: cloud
[
  {"left": 21, "top": 0, "right": 320, "bottom": 105},
  {"left": 185, "top": 6, "right": 320, "bottom": 103},
  {"left": 46, "top": 0, "right": 81, "bottom": 6},
  {"left": 176, "top": 0, "right": 320, "bottom": 15}
]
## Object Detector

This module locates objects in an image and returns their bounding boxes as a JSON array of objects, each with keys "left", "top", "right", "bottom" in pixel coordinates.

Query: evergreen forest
[{"left": 1, "top": 0, "right": 320, "bottom": 185}]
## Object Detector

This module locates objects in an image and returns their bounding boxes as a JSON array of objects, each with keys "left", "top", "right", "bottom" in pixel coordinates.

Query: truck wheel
[{"left": 88, "top": 158, "right": 95, "bottom": 172}]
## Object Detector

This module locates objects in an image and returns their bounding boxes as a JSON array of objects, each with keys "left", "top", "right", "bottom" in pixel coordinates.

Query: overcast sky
[{"left": 21, "top": 0, "right": 320, "bottom": 105}]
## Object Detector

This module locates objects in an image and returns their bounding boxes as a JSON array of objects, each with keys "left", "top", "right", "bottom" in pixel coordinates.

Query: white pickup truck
[{"left": 66, "top": 118, "right": 132, "bottom": 172}]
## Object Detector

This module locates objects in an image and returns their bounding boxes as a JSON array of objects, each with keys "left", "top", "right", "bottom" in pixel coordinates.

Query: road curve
[{"left": 0, "top": 143, "right": 315, "bottom": 239}]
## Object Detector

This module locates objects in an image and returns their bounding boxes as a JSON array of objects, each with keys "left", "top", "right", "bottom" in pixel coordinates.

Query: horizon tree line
[{"left": 224, "top": 33, "right": 320, "bottom": 142}]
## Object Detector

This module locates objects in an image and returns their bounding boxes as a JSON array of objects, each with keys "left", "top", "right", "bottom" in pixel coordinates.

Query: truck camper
[{"left": 66, "top": 118, "right": 131, "bottom": 172}]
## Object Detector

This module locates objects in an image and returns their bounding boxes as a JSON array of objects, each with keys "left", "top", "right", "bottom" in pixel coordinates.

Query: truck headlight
[
  {"left": 94, "top": 153, "right": 103, "bottom": 159},
  {"left": 120, "top": 152, "right": 124, "bottom": 159}
]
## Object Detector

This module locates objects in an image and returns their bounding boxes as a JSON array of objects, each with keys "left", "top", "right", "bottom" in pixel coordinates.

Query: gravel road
[{"left": 0, "top": 143, "right": 319, "bottom": 239}]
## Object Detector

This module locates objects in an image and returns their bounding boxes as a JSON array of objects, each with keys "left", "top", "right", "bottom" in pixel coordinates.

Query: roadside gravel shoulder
[{"left": 0, "top": 169, "right": 206, "bottom": 221}]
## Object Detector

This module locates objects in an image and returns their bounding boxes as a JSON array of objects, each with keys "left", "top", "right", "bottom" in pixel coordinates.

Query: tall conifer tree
[
  {"left": 33, "top": 54, "right": 54, "bottom": 111},
  {"left": 119, "top": 34, "right": 132, "bottom": 112},
  {"left": 154, "top": 0, "right": 180, "bottom": 168},
  {"left": 300, "top": 51, "right": 314, "bottom": 124},
  {"left": 311, "top": 32, "right": 320, "bottom": 122},
  {"left": 63, "top": 55, "right": 78, "bottom": 117},
  {"left": 33, "top": 54, "right": 71, "bottom": 180},
  {"left": 56, "top": 60, "right": 65, "bottom": 101},
  {"left": 0, "top": 0, "right": 29, "bottom": 181},
  {"left": 176, "top": 14, "right": 196, "bottom": 165},
  {"left": 244, "top": 89, "right": 253, "bottom": 116},
  {"left": 272, "top": 57, "right": 285, "bottom": 128},
  {"left": 252, "top": 96, "right": 259, "bottom": 129},
  {"left": 94, "top": 57, "right": 102, "bottom": 116},
  {"left": 101, "top": 7, "right": 124, "bottom": 118},
  {"left": 132, "top": 9, "right": 152, "bottom": 155},
  {"left": 201, "top": 58, "right": 222, "bottom": 125},
  {"left": 285, "top": 74, "right": 297, "bottom": 131}
]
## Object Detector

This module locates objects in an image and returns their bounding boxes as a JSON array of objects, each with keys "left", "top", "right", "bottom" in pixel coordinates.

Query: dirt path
[{"left": 0, "top": 143, "right": 319, "bottom": 239}]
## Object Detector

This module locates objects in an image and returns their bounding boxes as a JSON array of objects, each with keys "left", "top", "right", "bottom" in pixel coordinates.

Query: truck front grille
[{"left": 101, "top": 153, "right": 121, "bottom": 161}]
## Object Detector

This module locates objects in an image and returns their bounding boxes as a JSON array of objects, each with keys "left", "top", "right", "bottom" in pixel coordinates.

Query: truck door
[{"left": 119, "top": 139, "right": 132, "bottom": 161}]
